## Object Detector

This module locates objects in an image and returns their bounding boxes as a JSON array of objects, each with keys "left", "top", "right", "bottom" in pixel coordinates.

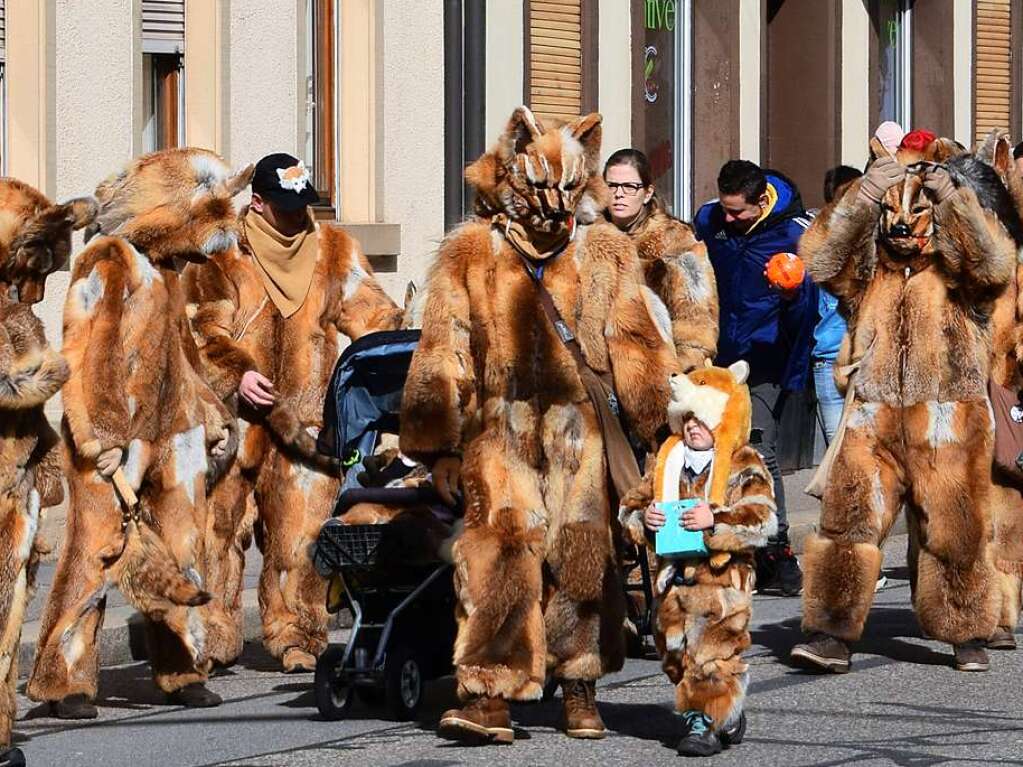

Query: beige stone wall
[{"left": 597, "top": 0, "right": 632, "bottom": 163}]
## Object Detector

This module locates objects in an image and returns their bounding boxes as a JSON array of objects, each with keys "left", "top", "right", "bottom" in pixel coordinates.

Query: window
[
  {"left": 874, "top": 0, "right": 911, "bottom": 130},
  {"left": 141, "top": 0, "right": 184, "bottom": 153},
  {"left": 973, "top": 0, "right": 1017, "bottom": 140},
  {"left": 304, "top": 0, "right": 337, "bottom": 212},
  {"left": 631, "top": 0, "right": 691, "bottom": 218},
  {"left": 444, "top": 1, "right": 486, "bottom": 230},
  {"left": 525, "top": 0, "right": 597, "bottom": 124}
]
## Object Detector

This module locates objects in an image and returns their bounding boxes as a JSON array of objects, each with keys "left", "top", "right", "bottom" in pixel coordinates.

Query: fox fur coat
[
  {"left": 182, "top": 217, "right": 403, "bottom": 665},
  {"left": 0, "top": 179, "right": 94, "bottom": 747},
  {"left": 626, "top": 211, "right": 718, "bottom": 371},
  {"left": 28, "top": 149, "right": 251, "bottom": 703},
  {"left": 400, "top": 106, "right": 679, "bottom": 702},
  {"left": 798, "top": 137, "right": 1013, "bottom": 647}
]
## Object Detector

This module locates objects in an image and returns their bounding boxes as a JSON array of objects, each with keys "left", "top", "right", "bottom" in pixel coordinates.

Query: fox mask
[
  {"left": 88, "top": 148, "right": 255, "bottom": 265},
  {"left": 465, "top": 106, "right": 610, "bottom": 236}
]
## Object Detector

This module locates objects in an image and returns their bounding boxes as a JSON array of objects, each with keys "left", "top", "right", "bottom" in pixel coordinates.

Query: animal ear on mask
[
  {"left": 728, "top": 360, "right": 750, "bottom": 384},
  {"left": 924, "top": 137, "right": 965, "bottom": 163},
  {"left": 869, "top": 136, "right": 895, "bottom": 162},
  {"left": 215, "top": 164, "right": 256, "bottom": 198},
  {"left": 502, "top": 106, "right": 544, "bottom": 159},
  {"left": 571, "top": 112, "right": 603, "bottom": 168},
  {"left": 993, "top": 134, "right": 1013, "bottom": 177}
]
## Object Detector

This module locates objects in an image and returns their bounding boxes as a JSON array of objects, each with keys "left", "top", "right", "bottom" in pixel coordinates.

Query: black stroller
[{"left": 311, "top": 329, "right": 458, "bottom": 721}]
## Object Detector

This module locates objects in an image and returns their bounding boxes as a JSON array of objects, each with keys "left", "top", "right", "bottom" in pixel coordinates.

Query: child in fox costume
[
  {"left": 182, "top": 153, "right": 403, "bottom": 672},
  {"left": 603, "top": 148, "right": 718, "bottom": 371},
  {"left": 400, "top": 106, "right": 678, "bottom": 745},
  {"left": 791, "top": 134, "right": 1014, "bottom": 673},
  {"left": 619, "top": 360, "right": 776, "bottom": 757},
  {"left": 27, "top": 149, "right": 251, "bottom": 717},
  {"left": 0, "top": 179, "right": 95, "bottom": 764}
]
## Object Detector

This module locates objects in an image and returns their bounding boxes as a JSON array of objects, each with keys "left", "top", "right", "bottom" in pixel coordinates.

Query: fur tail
[
  {"left": 111, "top": 521, "right": 211, "bottom": 616},
  {"left": 266, "top": 404, "right": 341, "bottom": 476},
  {"left": 0, "top": 346, "right": 70, "bottom": 410}
]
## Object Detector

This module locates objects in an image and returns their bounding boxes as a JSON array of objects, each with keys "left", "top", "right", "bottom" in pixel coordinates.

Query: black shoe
[
  {"left": 167, "top": 682, "right": 223, "bottom": 708},
  {"left": 720, "top": 711, "right": 747, "bottom": 747},
  {"left": 953, "top": 640, "right": 990, "bottom": 672},
  {"left": 790, "top": 632, "right": 852, "bottom": 673},
  {"left": 52, "top": 693, "right": 98, "bottom": 720},
  {"left": 676, "top": 711, "right": 722, "bottom": 757},
  {"left": 756, "top": 543, "right": 802, "bottom": 596},
  {"left": 0, "top": 747, "right": 25, "bottom": 767}
]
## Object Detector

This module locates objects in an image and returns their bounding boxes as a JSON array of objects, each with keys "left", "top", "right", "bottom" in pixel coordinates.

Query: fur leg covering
[
  {"left": 994, "top": 570, "right": 1022, "bottom": 630},
  {"left": 146, "top": 609, "right": 211, "bottom": 693},
  {"left": 451, "top": 516, "right": 546, "bottom": 702},
  {"left": 801, "top": 534, "right": 883, "bottom": 642},
  {"left": 913, "top": 546, "right": 998, "bottom": 644}
]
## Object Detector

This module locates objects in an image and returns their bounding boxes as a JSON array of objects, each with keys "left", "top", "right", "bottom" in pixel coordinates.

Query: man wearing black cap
[{"left": 184, "top": 153, "right": 404, "bottom": 673}]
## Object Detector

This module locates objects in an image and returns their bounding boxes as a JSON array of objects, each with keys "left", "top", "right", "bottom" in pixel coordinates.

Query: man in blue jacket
[{"left": 694, "top": 160, "right": 817, "bottom": 596}]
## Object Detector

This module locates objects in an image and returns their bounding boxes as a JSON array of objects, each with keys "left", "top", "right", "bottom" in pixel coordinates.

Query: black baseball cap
[{"left": 251, "top": 152, "right": 320, "bottom": 211}]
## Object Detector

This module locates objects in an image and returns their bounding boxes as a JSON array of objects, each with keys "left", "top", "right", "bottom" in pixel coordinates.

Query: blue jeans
[{"left": 813, "top": 360, "right": 844, "bottom": 444}]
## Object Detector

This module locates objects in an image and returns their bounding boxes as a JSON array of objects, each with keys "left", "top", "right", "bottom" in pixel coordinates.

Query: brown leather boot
[
  {"left": 438, "top": 696, "right": 513, "bottom": 745},
  {"left": 561, "top": 679, "right": 606, "bottom": 739},
  {"left": 790, "top": 632, "right": 851, "bottom": 673},
  {"left": 988, "top": 626, "right": 1017, "bottom": 651}
]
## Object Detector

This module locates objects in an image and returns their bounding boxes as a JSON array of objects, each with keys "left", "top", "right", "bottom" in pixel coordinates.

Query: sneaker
[
  {"left": 282, "top": 647, "right": 317, "bottom": 673},
  {"left": 561, "top": 679, "right": 606, "bottom": 739},
  {"left": 988, "top": 626, "right": 1017, "bottom": 651},
  {"left": 676, "top": 710, "right": 722, "bottom": 757},
  {"left": 0, "top": 747, "right": 25, "bottom": 767},
  {"left": 790, "top": 632, "right": 851, "bottom": 673},
  {"left": 52, "top": 693, "right": 98, "bottom": 720},
  {"left": 720, "top": 711, "right": 747, "bottom": 747},
  {"left": 166, "top": 682, "right": 223, "bottom": 708},
  {"left": 953, "top": 640, "right": 990, "bottom": 672},
  {"left": 438, "top": 696, "right": 514, "bottom": 745}
]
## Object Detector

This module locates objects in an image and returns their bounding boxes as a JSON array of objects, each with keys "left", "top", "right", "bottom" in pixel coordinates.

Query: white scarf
[{"left": 683, "top": 446, "right": 714, "bottom": 478}]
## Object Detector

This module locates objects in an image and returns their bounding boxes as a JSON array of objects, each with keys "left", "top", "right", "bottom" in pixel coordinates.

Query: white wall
[
  {"left": 598, "top": 0, "right": 632, "bottom": 162},
  {"left": 841, "top": 0, "right": 870, "bottom": 169},
  {"left": 738, "top": 0, "right": 761, "bottom": 163},
  {"left": 952, "top": 0, "right": 973, "bottom": 148},
  {"left": 485, "top": 0, "right": 524, "bottom": 143}
]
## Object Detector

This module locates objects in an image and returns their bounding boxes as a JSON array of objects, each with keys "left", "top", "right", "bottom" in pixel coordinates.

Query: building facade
[{"left": 1, "top": 0, "right": 1021, "bottom": 374}]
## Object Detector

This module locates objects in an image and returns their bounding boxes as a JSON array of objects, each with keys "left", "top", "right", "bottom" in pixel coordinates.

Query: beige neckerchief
[
  {"left": 492, "top": 213, "right": 575, "bottom": 262},
  {"left": 243, "top": 208, "right": 318, "bottom": 318}
]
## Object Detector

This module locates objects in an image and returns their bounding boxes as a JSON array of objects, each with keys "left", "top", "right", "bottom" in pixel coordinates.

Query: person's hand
[
  {"left": 96, "top": 447, "right": 124, "bottom": 478},
  {"left": 681, "top": 502, "right": 714, "bottom": 531},
  {"left": 239, "top": 370, "right": 276, "bottom": 408},
  {"left": 762, "top": 269, "right": 800, "bottom": 301},
  {"left": 643, "top": 503, "right": 666, "bottom": 531},
  {"left": 858, "top": 156, "right": 905, "bottom": 204},
  {"left": 922, "top": 166, "right": 956, "bottom": 203},
  {"left": 432, "top": 456, "right": 462, "bottom": 506}
]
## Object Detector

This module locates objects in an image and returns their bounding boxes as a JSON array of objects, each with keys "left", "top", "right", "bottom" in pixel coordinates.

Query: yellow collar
[{"left": 745, "top": 182, "right": 778, "bottom": 234}]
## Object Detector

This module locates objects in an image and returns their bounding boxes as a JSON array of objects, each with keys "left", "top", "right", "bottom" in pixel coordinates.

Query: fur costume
[
  {"left": 798, "top": 137, "right": 1014, "bottom": 647},
  {"left": 400, "top": 106, "right": 678, "bottom": 703},
  {"left": 974, "top": 130, "right": 1023, "bottom": 634},
  {"left": 182, "top": 214, "right": 403, "bottom": 665},
  {"left": 619, "top": 361, "right": 776, "bottom": 733},
  {"left": 0, "top": 179, "right": 94, "bottom": 746},
  {"left": 27, "top": 149, "right": 251, "bottom": 702},
  {"left": 627, "top": 211, "right": 718, "bottom": 371}
]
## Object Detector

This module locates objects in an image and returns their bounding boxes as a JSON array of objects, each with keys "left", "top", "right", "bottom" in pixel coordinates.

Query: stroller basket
[{"left": 315, "top": 521, "right": 388, "bottom": 570}]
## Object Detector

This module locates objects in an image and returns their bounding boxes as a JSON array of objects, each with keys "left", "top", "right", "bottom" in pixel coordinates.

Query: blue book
[{"left": 655, "top": 499, "right": 709, "bottom": 559}]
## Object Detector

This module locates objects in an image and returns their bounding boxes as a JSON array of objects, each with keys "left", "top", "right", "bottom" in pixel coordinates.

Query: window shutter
[
  {"left": 974, "top": 0, "right": 1013, "bottom": 138},
  {"left": 142, "top": 0, "right": 185, "bottom": 55},
  {"left": 527, "top": 0, "right": 582, "bottom": 123},
  {"left": 0, "top": 0, "right": 6, "bottom": 63}
]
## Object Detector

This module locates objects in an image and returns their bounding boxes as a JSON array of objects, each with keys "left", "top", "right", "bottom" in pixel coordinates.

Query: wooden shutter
[
  {"left": 527, "top": 0, "right": 583, "bottom": 123},
  {"left": 142, "top": 0, "right": 185, "bottom": 55},
  {"left": 974, "top": 0, "right": 1013, "bottom": 137},
  {"left": 0, "top": 0, "right": 6, "bottom": 63}
]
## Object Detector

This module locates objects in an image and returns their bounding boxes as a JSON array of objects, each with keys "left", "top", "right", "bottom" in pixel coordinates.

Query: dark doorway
[{"left": 763, "top": 0, "right": 841, "bottom": 210}]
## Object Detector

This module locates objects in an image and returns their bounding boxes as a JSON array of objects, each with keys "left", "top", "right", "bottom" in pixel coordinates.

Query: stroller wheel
[
  {"left": 384, "top": 645, "right": 424, "bottom": 721},
  {"left": 314, "top": 645, "right": 354, "bottom": 721}
]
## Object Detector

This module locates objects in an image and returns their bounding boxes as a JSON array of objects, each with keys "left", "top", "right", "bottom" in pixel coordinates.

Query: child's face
[{"left": 683, "top": 417, "right": 714, "bottom": 450}]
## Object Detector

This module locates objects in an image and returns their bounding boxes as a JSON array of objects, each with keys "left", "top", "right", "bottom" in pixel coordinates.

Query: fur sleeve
[
  {"left": 323, "top": 227, "right": 404, "bottom": 340},
  {"left": 0, "top": 303, "right": 69, "bottom": 410},
  {"left": 935, "top": 188, "right": 1015, "bottom": 300},
  {"left": 704, "top": 446, "right": 778, "bottom": 552},
  {"left": 30, "top": 419, "right": 65, "bottom": 508},
  {"left": 660, "top": 242, "right": 719, "bottom": 371},
  {"left": 184, "top": 255, "right": 261, "bottom": 401},
  {"left": 61, "top": 239, "right": 133, "bottom": 457},
  {"left": 800, "top": 181, "right": 878, "bottom": 314},
  {"left": 606, "top": 234, "right": 680, "bottom": 446},
  {"left": 399, "top": 232, "right": 478, "bottom": 464}
]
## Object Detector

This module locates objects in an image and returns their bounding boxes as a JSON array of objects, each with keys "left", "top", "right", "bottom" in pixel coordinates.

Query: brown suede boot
[
  {"left": 953, "top": 640, "right": 990, "bottom": 672},
  {"left": 438, "top": 696, "right": 514, "bottom": 745},
  {"left": 987, "top": 626, "right": 1017, "bottom": 651},
  {"left": 561, "top": 679, "right": 606, "bottom": 739},
  {"left": 790, "top": 632, "right": 851, "bottom": 673}
]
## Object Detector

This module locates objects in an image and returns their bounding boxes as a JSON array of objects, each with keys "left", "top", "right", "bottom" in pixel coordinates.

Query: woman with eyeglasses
[{"left": 603, "top": 149, "right": 718, "bottom": 371}]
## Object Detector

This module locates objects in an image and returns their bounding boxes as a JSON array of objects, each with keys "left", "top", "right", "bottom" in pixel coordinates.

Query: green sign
[{"left": 645, "top": 0, "right": 677, "bottom": 31}]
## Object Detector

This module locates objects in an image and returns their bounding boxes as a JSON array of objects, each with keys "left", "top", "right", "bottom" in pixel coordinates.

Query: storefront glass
[
  {"left": 631, "top": 0, "right": 691, "bottom": 218},
  {"left": 876, "top": 0, "right": 910, "bottom": 129}
]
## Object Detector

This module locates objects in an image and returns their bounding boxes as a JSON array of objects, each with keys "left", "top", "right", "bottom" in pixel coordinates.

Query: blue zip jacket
[{"left": 694, "top": 171, "right": 817, "bottom": 391}]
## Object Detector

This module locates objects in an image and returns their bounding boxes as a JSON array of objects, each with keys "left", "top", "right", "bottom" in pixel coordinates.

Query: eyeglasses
[{"left": 607, "top": 182, "right": 646, "bottom": 197}]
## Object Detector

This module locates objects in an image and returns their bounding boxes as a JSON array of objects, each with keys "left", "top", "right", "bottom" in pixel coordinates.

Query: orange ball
[{"left": 765, "top": 252, "right": 805, "bottom": 291}]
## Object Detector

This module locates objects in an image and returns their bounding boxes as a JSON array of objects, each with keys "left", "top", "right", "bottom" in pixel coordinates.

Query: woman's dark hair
[
  {"left": 603, "top": 148, "right": 666, "bottom": 213},
  {"left": 823, "top": 165, "right": 863, "bottom": 203},
  {"left": 947, "top": 154, "right": 1023, "bottom": 246}
]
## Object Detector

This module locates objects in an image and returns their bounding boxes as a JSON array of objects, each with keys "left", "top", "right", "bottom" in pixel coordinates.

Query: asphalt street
[{"left": 13, "top": 533, "right": 1023, "bottom": 766}]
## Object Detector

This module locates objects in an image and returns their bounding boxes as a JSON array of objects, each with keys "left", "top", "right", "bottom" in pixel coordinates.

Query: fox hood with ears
[
  {"left": 464, "top": 106, "right": 611, "bottom": 232},
  {"left": 87, "top": 148, "right": 254, "bottom": 263}
]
